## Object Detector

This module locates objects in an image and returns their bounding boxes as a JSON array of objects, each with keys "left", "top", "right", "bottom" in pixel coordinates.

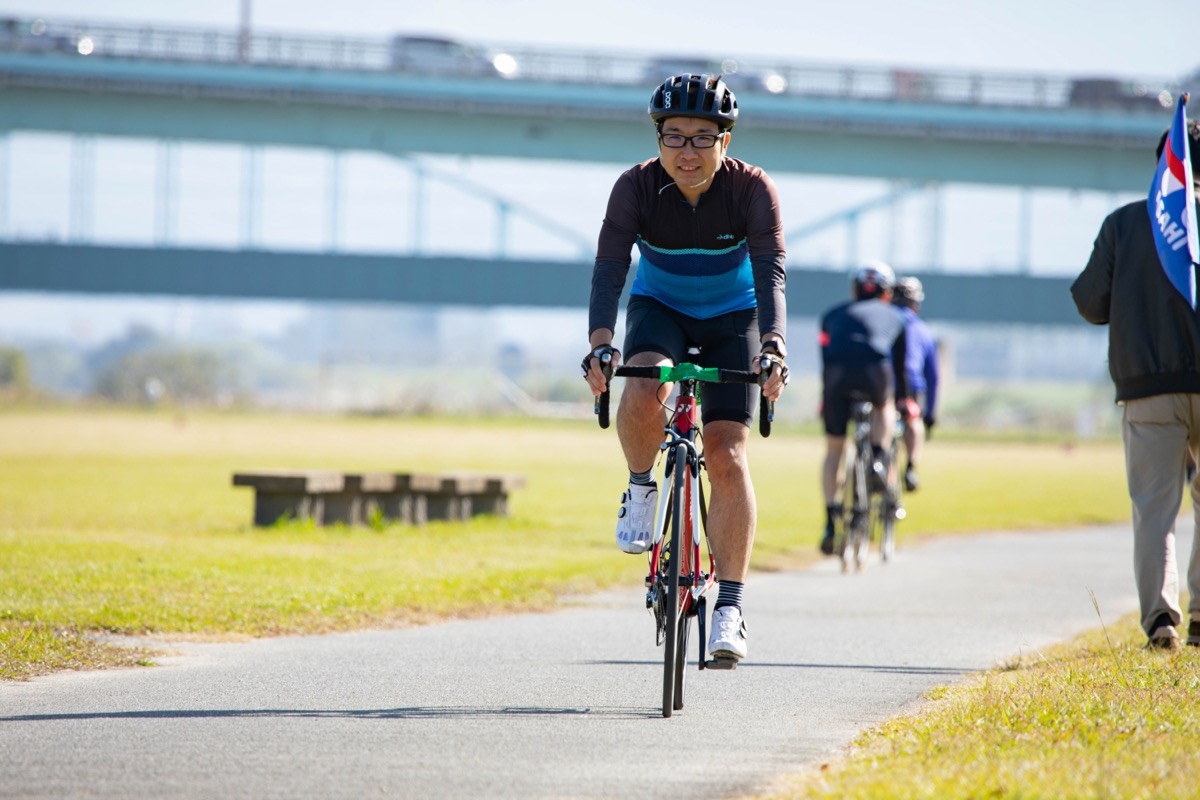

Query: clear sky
[{"left": 0, "top": 0, "right": 1195, "bottom": 347}]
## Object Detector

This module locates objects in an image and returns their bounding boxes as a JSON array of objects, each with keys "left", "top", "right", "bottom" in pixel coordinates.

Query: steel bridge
[{"left": 0, "top": 16, "right": 1176, "bottom": 323}]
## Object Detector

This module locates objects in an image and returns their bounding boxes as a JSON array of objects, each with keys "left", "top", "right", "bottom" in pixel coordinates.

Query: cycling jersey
[
  {"left": 589, "top": 157, "right": 787, "bottom": 343},
  {"left": 819, "top": 297, "right": 910, "bottom": 436},
  {"left": 819, "top": 298, "right": 908, "bottom": 369},
  {"left": 898, "top": 306, "right": 939, "bottom": 418}
]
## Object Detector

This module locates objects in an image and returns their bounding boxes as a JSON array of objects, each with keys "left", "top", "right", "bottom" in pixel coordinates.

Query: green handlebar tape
[{"left": 661, "top": 363, "right": 721, "bottom": 383}]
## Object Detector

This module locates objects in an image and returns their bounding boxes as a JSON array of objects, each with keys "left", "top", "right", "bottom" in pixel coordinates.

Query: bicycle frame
[
  {"left": 645, "top": 379, "right": 714, "bottom": 638},
  {"left": 839, "top": 398, "right": 874, "bottom": 572},
  {"left": 840, "top": 396, "right": 903, "bottom": 571},
  {"left": 598, "top": 360, "right": 767, "bottom": 717}
]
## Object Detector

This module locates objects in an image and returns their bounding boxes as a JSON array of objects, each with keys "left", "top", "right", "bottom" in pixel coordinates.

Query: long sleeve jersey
[{"left": 588, "top": 156, "right": 787, "bottom": 345}]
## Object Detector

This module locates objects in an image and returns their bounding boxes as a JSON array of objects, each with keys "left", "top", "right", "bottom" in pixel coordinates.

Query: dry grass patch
[{"left": 0, "top": 621, "right": 156, "bottom": 681}]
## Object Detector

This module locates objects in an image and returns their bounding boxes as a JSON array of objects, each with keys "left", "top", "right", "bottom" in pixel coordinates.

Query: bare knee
[{"left": 704, "top": 423, "right": 750, "bottom": 485}]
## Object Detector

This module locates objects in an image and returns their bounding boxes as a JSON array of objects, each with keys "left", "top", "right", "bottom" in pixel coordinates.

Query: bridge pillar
[
  {"left": 411, "top": 161, "right": 426, "bottom": 254},
  {"left": 497, "top": 200, "right": 510, "bottom": 258},
  {"left": 887, "top": 180, "right": 903, "bottom": 265},
  {"left": 155, "top": 140, "right": 179, "bottom": 245},
  {"left": 927, "top": 183, "right": 943, "bottom": 272},
  {"left": 241, "top": 146, "right": 261, "bottom": 248},
  {"left": 844, "top": 212, "right": 859, "bottom": 268},
  {"left": 326, "top": 150, "right": 343, "bottom": 253},
  {"left": 1018, "top": 187, "right": 1032, "bottom": 274},
  {"left": 0, "top": 133, "right": 8, "bottom": 239},
  {"left": 69, "top": 136, "right": 95, "bottom": 243}
]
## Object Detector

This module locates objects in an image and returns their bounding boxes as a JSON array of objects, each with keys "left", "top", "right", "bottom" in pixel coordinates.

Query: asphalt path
[{"left": 2, "top": 523, "right": 1176, "bottom": 800}]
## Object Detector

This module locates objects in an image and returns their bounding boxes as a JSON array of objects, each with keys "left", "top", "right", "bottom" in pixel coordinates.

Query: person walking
[
  {"left": 1071, "top": 116, "right": 1200, "bottom": 650},
  {"left": 892, "top": 276, "right": 940, "bottom": 492},
  {"left": 581, "top": 73, "right": 789, "bottom": 663}
]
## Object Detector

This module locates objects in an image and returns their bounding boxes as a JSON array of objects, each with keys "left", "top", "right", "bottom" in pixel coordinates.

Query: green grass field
[
  {"left": 5, "top": 406, "right": 1182, "bottom": 800},
  {"left": 0, "top": 408, "right": 1132, "bottom": 652}
]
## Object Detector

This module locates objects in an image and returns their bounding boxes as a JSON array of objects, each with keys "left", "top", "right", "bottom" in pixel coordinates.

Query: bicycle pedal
[{"left": 702, "top": 657, "right": 738, "bottom": 671}]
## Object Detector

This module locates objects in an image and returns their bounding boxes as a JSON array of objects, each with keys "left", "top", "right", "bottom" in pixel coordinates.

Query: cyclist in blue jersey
[
  {"left": 892, "top": 276, "right": 940, "bottom": 492},
  {"left": 818, "top": 260, "right": 909, "bottom": 556},
  {"left": 581, "top": 73, "right": 789, "bottom": 663}
]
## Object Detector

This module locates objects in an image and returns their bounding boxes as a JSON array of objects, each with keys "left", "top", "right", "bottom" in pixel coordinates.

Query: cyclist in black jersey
[
  {"left": 581, "top": 73, "right": 788, "bottom": 663},
  {"left": 817, "top": 260, "right": 910, "bottom": 555}
]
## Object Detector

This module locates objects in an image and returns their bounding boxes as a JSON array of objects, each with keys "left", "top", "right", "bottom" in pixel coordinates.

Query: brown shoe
[{"left": 1188, "top": 619, "right": 1200, "bottom": 648}]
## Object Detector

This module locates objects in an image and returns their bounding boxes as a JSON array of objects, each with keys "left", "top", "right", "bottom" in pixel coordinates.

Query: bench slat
[{"left": 234, "top": 469, "right": 523, "bottom": 527}]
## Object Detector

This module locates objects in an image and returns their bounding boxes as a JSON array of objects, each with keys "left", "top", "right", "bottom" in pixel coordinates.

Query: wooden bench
[{"left": 232, "top": 469, "right": 526, "bottom": 527}]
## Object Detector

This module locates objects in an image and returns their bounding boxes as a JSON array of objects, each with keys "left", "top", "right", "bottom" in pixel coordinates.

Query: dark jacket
[{"left": 1071, "top": 199, "right": 1200, "bottom": 402}]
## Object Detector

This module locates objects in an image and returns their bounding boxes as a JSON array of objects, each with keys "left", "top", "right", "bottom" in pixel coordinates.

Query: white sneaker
[
  {"left": 615, "top": 482, "right": 658, "bottom": 554},
  {"left": 708, "top": 605, "right": 748, "bottom": 661}
]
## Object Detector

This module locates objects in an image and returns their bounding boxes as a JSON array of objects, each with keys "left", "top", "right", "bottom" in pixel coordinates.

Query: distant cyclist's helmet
[
  {"left": 893, "top": 276, "right": 925, "bottom": 308},
  {"left": 851, "top": 259, "right": 895, "bottom": 300},
  {"left": 648, "top": 73, "right": 739, "bottom": 131}
]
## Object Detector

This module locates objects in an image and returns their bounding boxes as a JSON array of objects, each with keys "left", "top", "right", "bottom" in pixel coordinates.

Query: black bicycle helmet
[
  {"left": 648, "top": 73, "right": 739, "bottom": 131},
  {"left": 893, "top": 276, "right": 925, "bottom": 308},
  {"left": 851, "top": 259, "right": 895, "bottom": 300}
]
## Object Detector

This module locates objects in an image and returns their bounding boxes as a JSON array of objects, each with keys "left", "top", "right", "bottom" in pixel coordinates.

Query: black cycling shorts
[
  {"left": 822, "top": 362, "right": 894, "bottom": 437},
  {"left": 622, "top": 294, "right": 758, "bottom": 427}
]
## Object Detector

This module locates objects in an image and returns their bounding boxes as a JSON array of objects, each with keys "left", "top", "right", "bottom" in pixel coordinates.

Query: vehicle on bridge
[
  {"left": 389, "top": 34, "right": 517, "bottom": 78},
  {"left": 1066, "top": 77, "right": 1172, "bottom": 112},
  {"left": 641, "top": 55, "right": 787, "bottom": 94},
  {"left": 0, "top": 17, "right": 88, "bottom": 55}
]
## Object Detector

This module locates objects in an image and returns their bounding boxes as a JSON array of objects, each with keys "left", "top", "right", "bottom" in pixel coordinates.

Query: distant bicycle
[
  {"left": 836, "top": 393, "right": 904, "bottom": 572},
  {"left": 597, "top": 352, "right": 772, "bottom": 717}
]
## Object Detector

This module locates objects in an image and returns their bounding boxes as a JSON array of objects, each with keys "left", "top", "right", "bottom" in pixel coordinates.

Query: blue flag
[{"left": 1147, "top": 93, "right": 1199, "bottom": 308}]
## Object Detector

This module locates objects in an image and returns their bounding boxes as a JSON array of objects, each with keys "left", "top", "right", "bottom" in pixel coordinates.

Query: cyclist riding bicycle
[
  {"left": 818, "top": 260, "right": 910, "bottom": 555},
  {"left": 581, "top": 73, "right": 789, "bottom": 663},
  {"left": 892, "top": 276, "right": 940, "bottom": 492}
]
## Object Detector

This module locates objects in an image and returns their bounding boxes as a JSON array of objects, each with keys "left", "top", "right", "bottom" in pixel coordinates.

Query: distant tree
[
  {"left": 92, "top": 347, "right": 235, "bottom": 406},
  {"left": 0, "top": 347, "right": 31, "bottom": 395}
]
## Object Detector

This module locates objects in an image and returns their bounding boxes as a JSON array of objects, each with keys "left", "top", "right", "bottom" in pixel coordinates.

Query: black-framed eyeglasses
[{"left": 658, "top": 132, "right": 725, "bottom": 149}]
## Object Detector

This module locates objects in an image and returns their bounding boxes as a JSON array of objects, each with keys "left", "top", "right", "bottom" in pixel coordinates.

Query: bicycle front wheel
[
  {"left": 662, "top": 443, "right": 690, "bottom": 718},
  {"left": 673, "top": 603, "right": 691, "bottom": 712}
]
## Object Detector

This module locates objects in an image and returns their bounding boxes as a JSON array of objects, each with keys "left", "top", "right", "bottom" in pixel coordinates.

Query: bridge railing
[{"left": 2, "top": 16, "right": 1178, "bottom": 111}]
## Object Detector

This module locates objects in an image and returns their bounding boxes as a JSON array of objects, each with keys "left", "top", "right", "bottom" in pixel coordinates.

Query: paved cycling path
[{"left": 1, "top": 523, "right": 1169, "bottom": 800}]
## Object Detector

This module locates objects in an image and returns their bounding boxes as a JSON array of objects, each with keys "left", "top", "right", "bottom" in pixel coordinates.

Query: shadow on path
[
  {"left": 0, "top": 705, "right": 657, "bottom": 723},
  {"left": 582, "top": 659, "right": 975, "bottom": 675}
]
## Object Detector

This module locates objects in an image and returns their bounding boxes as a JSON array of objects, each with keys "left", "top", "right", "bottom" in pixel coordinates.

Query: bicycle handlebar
[
  {"left": 596, "top": 361, "right": 775, "bottom": 438},
  {"left": 594, "top": 350, "right": 614, "bottom": 429},
  {"left": 615, "top": 363, "right": 763, "bottom": 384}
]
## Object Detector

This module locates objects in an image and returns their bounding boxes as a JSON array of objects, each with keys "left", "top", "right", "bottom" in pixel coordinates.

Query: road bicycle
[
  {"left": 837, "top": 394, "right": 904, "bottom": 572},
  {"left": 596, "top": 354, "right": 771, "bottom": 717}
]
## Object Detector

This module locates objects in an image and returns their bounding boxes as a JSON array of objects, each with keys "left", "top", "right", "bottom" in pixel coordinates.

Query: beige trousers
[{"left": 1122, "top": 394, "right": 1200, "bottom": 635}]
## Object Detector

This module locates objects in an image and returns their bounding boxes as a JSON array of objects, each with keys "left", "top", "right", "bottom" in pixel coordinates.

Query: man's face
[{"left": 657, "top": 116, "right": 728, "bottom": 196}]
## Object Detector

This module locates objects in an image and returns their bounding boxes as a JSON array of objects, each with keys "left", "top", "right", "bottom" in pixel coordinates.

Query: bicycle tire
[
  {"left": 852, "top": 436, "right": 872, "bottom": 571},
  {"left": 881, "top": 445, "right": 900, "bottom": 563},
  {"left": 867, "top": 491, "right": 885, "bottom": 559},
  {"left": 662, "top": 443, "right": 688, "bottom": 718},
  {"left": 837, "top": 444, "right": 856, "bottom": 570},
  {"left": 674, "top": 602, "right": 690, "bottom": 712},
  {"left": 672, "top": 454, "right": 699, "bottom": 712},
  {"left": 881, "top": 499, "right": 897, "bottom": 562}
]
